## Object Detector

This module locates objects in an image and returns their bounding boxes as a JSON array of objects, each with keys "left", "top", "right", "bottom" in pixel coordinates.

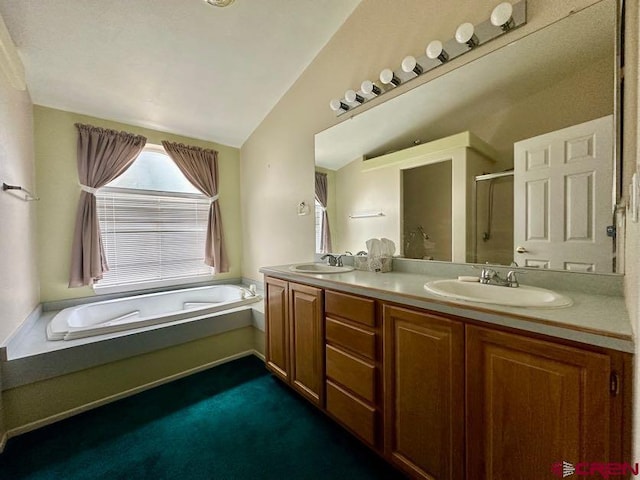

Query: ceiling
[{"left": 0, "top": 0, "right": 361, "bottom": 147}]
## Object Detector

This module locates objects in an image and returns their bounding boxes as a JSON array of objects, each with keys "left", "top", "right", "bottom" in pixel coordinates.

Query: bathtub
[{"left": 47, "top": 284, "right": 261, "bottom": 341}]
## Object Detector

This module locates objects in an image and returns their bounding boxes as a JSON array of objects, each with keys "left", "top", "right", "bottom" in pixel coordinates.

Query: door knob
[{"left": 516, "top": 246, "right": 528, "bottom": 254}]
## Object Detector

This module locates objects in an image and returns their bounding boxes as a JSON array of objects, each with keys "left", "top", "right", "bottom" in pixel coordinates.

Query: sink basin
[
  {"left": 289, "top": 263, "right": 354, "bottom": 274},
  {"left": 424, "top": 279, "right": 572, "bottom": 308}
]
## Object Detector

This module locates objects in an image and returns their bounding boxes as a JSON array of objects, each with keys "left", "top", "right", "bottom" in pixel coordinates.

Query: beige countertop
[{"left": 260, "top": 264, "right": 634, "bottom": 353}]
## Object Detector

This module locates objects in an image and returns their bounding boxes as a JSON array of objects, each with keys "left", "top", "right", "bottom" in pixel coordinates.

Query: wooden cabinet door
[
  {"left": 289, "top": 282, "right": 324, "bottom": 406},
  {"left": 383, "top": 305, "right": 465, "bottom": 480},
  {"left": 265, "top": 277, "right": 289, "bottom": 381},
  {"left": 466, "top": 325, "right": 612, "bottom": 480}
]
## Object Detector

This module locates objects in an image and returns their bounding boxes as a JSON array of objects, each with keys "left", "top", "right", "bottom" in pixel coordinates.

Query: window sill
[{"left": 93, "top": 275, "right": 216, "bottom": 296}]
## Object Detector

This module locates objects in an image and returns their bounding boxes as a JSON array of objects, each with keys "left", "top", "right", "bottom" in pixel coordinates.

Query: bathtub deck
[{"left": 2, "top": 303, "right": 264, "bottom": 390}]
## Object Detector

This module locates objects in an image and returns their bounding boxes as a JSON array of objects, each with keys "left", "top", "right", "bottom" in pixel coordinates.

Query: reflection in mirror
[{"left": 314, "top": 0, "right": 620, "bottom": 273}]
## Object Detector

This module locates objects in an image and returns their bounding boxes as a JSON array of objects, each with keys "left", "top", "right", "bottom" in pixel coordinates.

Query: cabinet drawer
[
  {"left": 326, "top": 344, "right": 375, "bottom": 403},
  {"left": 326, "top": 380, "right": 376, "bottom": 446},
  {"left": 326, "top": 317, "right": 376, "bottom": 360},
  {"left": 325, "top": 291, "right": 375, "bottom": 327}
]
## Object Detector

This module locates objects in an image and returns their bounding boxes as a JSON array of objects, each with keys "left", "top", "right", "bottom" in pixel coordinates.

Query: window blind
[
  {"left": 315, "top": 200, "right": 323, "bottom": 253},
  {"left": 95, "top": 190, "right": 212, "bottom": 288}
]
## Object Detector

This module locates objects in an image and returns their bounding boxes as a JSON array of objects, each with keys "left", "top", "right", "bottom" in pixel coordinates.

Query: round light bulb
[
  {"left": 401, "top": 56, "right": 417, "bottom": 73},
  {"left": 329, "top": 99, "right": 347, "bottom": 112},
  {"left": 426, "top": 40, "right": 443, "bottom": 59},
  {"left": 491, "top": 2, "right": 514, "bottom": 30},
  {"left": 361, "top": 80, "right": 381, "bottom": 96},
  {"left": 344, "top": 89, "right": 364, "bottom": 104},
  {"left": 426, "top": 40, "right": 449, "bottom": 63},
  {"left": 379, "top": 68, "right": 400, "bottom": 86},
  {"left": 455, "top": 23, "right": 475, "bottom": 44}
]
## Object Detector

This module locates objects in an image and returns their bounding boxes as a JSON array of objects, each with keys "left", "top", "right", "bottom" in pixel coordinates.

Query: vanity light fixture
[
  {"left": 401, "top": 56, "right": 423, "bottom": 76},
  {"left": 204, "top": 0, "right": 236, "bottom": 6},
  {"left": 491, "top": 2, "right": 515, "bottom": 31},
  {"left": 455, "top": 22, "right": 479, "bottom": 48},
  {"left": 426, "top": 41, "right": 449, "bottom": 63},
  {"left": 361, "top": 80, "right": 381, "bottom": 96},
  {"left": 329, "top": 0, "right": 526, "bottom": 115},
  {"left": 345, "top": 89, "right": 365, "bottom": 104},
  {"left": 379, "top": 68, "right": 401, "bottom": 87},
  {"left": 329, "top": 99, "right": 350, "bottom": 112}
]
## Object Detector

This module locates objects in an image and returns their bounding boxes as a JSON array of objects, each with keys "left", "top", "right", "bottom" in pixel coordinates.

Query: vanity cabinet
[
  {"left": 262, "top": 275, "right": 630, "bottom": 479},
  {"left": 383, "top": 305, "right": 464, "bottom": 480},
  {"left": 324, "top": 290, "right": 381, "bottom": 448},
  {"left": 265, "top": 277, "right": 324, "bottom": 406},
  {"left": 466, "top": 325, "right": 620, "bottom": 480}
]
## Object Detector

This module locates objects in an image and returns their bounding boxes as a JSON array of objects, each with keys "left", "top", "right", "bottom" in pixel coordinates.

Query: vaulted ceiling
[{"left": 0, "top": 0, "right": 361, "bottom": 147}]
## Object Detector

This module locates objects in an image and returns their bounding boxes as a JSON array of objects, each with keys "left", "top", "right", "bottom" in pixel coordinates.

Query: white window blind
[
  {"left": 95, "top": 188, "right": 212, "bottom": 289},
  {"left": 315, "top": 199, "right": 323, "bottom": 253}
]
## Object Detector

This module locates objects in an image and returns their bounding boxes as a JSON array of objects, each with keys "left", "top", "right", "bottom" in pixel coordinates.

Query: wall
[
  {"left": 333, "top": 156, "right": 400, "bottom": 253},
  {"left": 240, "top": 0, "right": 610, "bottom": 282},
  {"left": 0, "top": 59, "right": 39, "bottom": 346},
  {"left": 34, "top": 106, "right": 243, "bottom": 302}
]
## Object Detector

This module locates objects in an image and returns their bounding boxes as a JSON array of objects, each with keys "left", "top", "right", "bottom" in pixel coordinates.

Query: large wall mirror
[{"left": 314, "top": 0, "right": 623, "bottom": 274}]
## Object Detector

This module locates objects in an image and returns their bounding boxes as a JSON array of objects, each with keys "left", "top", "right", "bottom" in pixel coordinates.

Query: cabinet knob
[{"left": 516, "top": 246, "right": 528, "bottom": 254}]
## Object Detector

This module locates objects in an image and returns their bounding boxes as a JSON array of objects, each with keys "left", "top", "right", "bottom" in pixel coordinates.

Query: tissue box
[{"left": 354, "top": 255, "right": 392, "bottom": 273}]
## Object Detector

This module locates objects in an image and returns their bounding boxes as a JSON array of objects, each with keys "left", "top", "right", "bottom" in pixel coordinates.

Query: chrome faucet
[
  {"left": 321, "top": 254, "right": 344, "bottom": 267},
  {"left": 479, "top": 267, "right": 521, "bottom": 288}
]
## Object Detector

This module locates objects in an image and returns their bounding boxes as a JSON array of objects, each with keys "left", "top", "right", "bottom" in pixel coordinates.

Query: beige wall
[
  {"left": 34, "top": 106, "right": 243, "bottom": 302},
  {"left": 0, "top": 69, "right": 39, "bottom": 345},
  {"left": 240, "top": 0, "right": 607, "bottom": 282},
  {"left": 334, "top": 156, "right": 400, "bottom": 253}
]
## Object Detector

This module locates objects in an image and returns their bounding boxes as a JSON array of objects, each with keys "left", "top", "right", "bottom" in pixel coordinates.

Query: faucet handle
[
  {"left": 335, "top": 255, "right": 344, "bottom": 267},
  {"left": 506, "top": 270, "right": 526, "bottom": 287},
  {"left": 321, "top": 254, "right": 337, "bottom": 266}
]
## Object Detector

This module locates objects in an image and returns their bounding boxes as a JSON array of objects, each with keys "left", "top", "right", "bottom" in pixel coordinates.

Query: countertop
[{"left": 260, "top": 264, "right": 634, "bottom": 353}]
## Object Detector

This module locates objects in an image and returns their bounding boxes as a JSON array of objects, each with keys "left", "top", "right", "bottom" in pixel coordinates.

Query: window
[
  {"left": 94, "top": 145, "right": 212, "bottom": 292},
  {"left": 315, "top": 199, "right": 323, "bottom": 253}
]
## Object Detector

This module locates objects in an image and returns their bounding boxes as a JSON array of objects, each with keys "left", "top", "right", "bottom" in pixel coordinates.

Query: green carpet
[{"left": 0, "top": 355, "right": 403, "bottom": 479}]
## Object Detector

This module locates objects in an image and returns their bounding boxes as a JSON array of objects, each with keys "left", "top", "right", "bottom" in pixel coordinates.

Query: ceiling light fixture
[{"left": 205, "top": 0, "right": 236, "bottom": 7}]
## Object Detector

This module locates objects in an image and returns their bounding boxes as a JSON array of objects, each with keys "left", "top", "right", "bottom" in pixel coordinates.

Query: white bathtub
[{"left": 47, "top": 284, "right": 261, "bottom": 341}]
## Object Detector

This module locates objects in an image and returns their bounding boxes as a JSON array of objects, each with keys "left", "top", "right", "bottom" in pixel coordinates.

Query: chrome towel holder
[{"left": 2, "top": 182, "right": 40, "bottom": 201}]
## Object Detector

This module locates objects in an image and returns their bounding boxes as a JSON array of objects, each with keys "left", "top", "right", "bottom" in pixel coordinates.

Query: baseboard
[{"left": 6, "top": 350, "right": 265, "bottom": 441}]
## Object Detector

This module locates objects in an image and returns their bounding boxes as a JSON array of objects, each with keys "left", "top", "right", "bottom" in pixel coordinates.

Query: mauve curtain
[
  {"left": 161, "top": 141, "right": 229, "bottom": 273},
  {"left": 69, "top": 124, "right": 147, "bottom": 287},
  {"left": 315, "top": 172, "right": 332, "bottom": 254}
]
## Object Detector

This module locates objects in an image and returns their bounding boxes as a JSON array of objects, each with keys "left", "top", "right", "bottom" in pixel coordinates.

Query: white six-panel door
[{"left": 513, "top": 115, "right": 613, "bottom": 273}]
